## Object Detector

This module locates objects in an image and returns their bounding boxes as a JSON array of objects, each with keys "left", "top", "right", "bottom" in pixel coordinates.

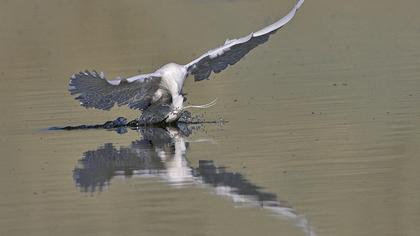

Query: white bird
[{"left": 69, "top": 0, "right": 304, "bottom": 124}]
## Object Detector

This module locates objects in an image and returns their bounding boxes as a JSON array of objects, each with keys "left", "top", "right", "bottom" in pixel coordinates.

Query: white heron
[{"left": 69, "top": 0, "right": 304, "bottom": 124}]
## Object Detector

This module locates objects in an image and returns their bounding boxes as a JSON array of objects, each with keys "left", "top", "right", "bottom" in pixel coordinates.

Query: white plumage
[{"left": 69, "top": 0, "right": 304, "bottom": 123}]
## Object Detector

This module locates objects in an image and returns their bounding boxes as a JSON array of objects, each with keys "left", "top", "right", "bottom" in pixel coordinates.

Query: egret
[{"left": 69, "top": 0, "right": 304, "bottom": 124}]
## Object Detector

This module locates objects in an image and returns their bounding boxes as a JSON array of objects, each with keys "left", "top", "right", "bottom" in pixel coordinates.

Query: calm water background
[{"left": 1, "top": 0, "right": 420, "bottom": 235}]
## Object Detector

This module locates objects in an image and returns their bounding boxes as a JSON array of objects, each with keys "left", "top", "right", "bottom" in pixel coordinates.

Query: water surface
[{"left": 1, "top": 0, "right": 420, "bottom": 236}]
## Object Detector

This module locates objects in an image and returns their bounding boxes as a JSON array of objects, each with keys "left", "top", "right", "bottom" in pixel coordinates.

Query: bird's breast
[{"left": 158, "top": 63, "right": 187, "bottom": 94}]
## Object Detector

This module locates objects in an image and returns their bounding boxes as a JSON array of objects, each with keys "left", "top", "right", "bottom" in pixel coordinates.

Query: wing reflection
[
  {"left": 73, "top": 124, "right": 194, "bottom": 191},
  {"left": 73, "top": 124, "right": 316, "bottom": 236}
]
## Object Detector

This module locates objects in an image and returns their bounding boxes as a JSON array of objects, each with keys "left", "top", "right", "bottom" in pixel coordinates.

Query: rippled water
[{"left": 1, "top": 0, "right": 420, "bottom": 236}]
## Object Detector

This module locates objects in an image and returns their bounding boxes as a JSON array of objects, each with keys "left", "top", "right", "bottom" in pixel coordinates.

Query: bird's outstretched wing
[
  {"left": 185, "top": 0, "right": 304, "bottom": 81},
  {"left": 69, "top": 71, "right": 162, "bottom": 111}
]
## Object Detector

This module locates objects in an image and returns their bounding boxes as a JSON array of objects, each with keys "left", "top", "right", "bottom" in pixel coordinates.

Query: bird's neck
[{"left": 159, "top": 63, "right": 187, "bottom": 94}]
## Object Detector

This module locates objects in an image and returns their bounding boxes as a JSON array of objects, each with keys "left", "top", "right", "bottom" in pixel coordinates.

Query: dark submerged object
[{"left": 48, "top": 110, "right": 223, "bottom": 134}]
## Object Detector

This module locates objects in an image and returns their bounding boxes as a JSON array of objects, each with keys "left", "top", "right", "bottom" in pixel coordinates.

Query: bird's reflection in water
[{"left": 73, "top": 123, "right": 316, "bottom": 236}]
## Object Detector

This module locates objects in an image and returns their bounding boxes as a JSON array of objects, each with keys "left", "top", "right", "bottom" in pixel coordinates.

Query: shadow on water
[{"left": 72, "top": 122, "right": 317, "bottom": 236}]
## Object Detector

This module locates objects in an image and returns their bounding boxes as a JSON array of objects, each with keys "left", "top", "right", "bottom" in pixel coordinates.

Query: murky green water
[{"left": 1, "top": 0, "right": 420, "bottom": 236}]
